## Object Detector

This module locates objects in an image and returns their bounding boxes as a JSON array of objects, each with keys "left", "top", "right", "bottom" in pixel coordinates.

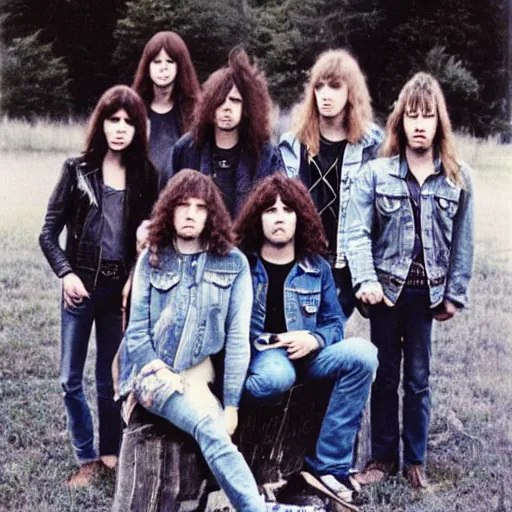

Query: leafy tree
[{"left": 1, "top": 31, "right": 72, "bottom": 119}]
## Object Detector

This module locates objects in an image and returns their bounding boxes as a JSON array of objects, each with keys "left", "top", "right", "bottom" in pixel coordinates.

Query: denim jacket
[
  {"left": 118, "top": 246, "right": 253, "bottom": 407},
  {"left": 279, "top": 124, "right": 383, "bottom": 267},
  {"left": 345, "top": 155, "right": 474, "bottom": 308},
  {"left": 248, "top": 253, "right": 345, "bottom": 349}
]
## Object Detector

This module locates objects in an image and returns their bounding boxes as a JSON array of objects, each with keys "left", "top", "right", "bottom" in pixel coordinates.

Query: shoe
[
  {"left": 405, "top": 464, "right": 430, "bottom": 490},
  {"left": 354, "top": 459, "right": 398, "bottom": 486},
  {"left": 301, "top": 471, "right": 360, "bottom": 511},
  {"left": 67, "top": 461, "right": 101, "bottom": 487},
  {"left": 100, "top": 455, "right": 118, "bottom": 470}
]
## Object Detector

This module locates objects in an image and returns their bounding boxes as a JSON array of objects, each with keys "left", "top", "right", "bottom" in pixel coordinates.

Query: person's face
[
  {"left": 403, "top": 106, "right": 438, "bottom": 153},
  {"left": 314, "top": 78, "right": 348, "bottom": 120},
  {"left": 103, "top": 108, "right": 135, "bottom": 152},
  {"left": 173, "top": 197, "right": 208, "bottom": 241},
  {"left": 214, "top": 85, "right": 243, "bottom": 132},
  {"left": 149, "top": 48, "right": 178, "bottom": 89},
  {"left": 261, "top": 195, "right": 297, "bottom": 247}
]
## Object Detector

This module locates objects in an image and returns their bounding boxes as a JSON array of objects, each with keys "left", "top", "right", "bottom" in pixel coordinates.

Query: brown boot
[
  {"left": 67, "top": 461, "right": 101, "bottom": 487},
  {"left": 354, "top": 460, "right": 398, "bottom": 486},
  {"left": 405, "top": 464, "right": 430, "bottom": 490}
]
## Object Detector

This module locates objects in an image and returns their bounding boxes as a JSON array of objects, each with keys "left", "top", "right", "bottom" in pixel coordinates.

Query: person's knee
[
  {"left": 194, "top": 415, "right": 236, "bottom": 461},
  {"left": 339, "top": 337, "right": 379, "bottom": 376},
  {"left": 245, "top": 358, "right": 295, "bottom": 399}
]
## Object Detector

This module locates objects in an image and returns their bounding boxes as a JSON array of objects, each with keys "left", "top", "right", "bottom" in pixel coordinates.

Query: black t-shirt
[
  {"left": 149, "top": 108, "right": 181, "bottom": 173},
  {"left": 261, "top": 257, "right": 296, "bottom": 334},
  {"left": 309, "top": 136, "right": 347, "bottom": 254},
  {"left": 212, "top": 143, "right": 241, "bottom": 217}
]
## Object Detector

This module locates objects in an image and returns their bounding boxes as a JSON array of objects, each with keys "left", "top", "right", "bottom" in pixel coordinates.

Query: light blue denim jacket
[
  {"left": 279, "top": 124, "right": 383, "bottom": 267},
  {"left": 248, "top": 253, "right": 345, "bottom": 349},
  {"left": 345, "top": 155, "right": 474, "bottom": 307},
  {"left": 118, "top": 246, "right": 253, "bottom": 407}
]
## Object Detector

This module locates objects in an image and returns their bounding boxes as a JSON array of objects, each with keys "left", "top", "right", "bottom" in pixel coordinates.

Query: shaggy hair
[
  {"left": 192, "top": 47, "right": 271, "bottom": 162},
  {"left": 132, "top": 31, "right": 200, "bottom": 132},
  {"left": 294, "top": 49, "right": 373, "bottom": 156},
  {"left": 84, "top": 85, "right": 149, "bottom": 168},
  {"left": 380, "top": 72, "right": 462, "bottom": 186},
  {"left": 148, "top": 169, "right": 233, "bottom": 262},
  {"left": 234, "top": 173, "right": 328, "bottom": 259}
]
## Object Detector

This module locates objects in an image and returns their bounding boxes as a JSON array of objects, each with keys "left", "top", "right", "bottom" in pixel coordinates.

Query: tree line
[{"left": 0, "top": 0, "right": 509, "bottom": 137}]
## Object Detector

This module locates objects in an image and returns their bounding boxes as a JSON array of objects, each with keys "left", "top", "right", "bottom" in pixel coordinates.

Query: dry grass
[{"left": 0, "top": 131, "right": 511, "bottom": 511}]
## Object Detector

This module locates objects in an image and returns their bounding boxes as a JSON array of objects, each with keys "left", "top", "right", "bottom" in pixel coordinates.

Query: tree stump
[{"left": 112, "top": 382, "right": 371, "bottom": 511}]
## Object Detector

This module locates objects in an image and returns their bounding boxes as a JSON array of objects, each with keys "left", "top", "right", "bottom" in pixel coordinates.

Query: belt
[{"left": 99, "top": 260, "right": 125, "bottom": 279}]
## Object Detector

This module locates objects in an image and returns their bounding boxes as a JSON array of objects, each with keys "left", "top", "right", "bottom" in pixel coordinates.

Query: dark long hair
[
  {"left": 132, "top": 31, "right": 200, "bottom": 132},
  {"left": 148, "top": 169, "right": 233, "bottom": 262},
  {"left": 234, "top": 173, "right": 328, "bottom": 260},
  {"left": 192, "top": 48, "right": 271, "bottom": 161}
]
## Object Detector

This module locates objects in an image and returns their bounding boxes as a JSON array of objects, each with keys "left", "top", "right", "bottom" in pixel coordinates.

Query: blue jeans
[
  {"left": 369, "top": 287, "right": 433, "bottom": 466},
  {"left": 60, "top": 280, "right": 123, "bottom": 463},
  {"left": 140, "top": 384, "right": 265, "bottom": 512},
  {"left": 245, "top": 338, "right": 378, "bottom": 478}
]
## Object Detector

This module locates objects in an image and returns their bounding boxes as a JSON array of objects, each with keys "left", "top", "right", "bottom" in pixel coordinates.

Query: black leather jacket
[{"left": 39, "top": 156, "right": 158, "bottom": 291}]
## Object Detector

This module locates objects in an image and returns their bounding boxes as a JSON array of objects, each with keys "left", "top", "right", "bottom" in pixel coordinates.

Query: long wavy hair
[
  {"left": 132, "top": 31, "right": 200, "bottom": 133},
  {"left": 84, "top": 85, "right": 149, "bottom": 168},
  {"left": 234, "top": 173, "right": 328, "bottom": 259},
  {"left": 148, "top": 169, "right": 233, "bottom": 262},
  {"left": 192, "top": 48, "right": 271, "bottom": 162},
  {"left": 380, "top": 72, "right": 461, "bottom": 186},
  {"left": 294, "top": 49, "right": 373, "bottom": 156}
]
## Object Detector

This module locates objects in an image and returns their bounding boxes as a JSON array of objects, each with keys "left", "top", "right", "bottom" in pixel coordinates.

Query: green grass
[{"left": 0, "top": 127, "right": 511, "bottom": 511}]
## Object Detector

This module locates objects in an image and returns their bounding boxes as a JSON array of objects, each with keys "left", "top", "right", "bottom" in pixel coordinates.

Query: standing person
[
  {"left": 132, "top": 31, "right": 200, "bottom": 175},
  {"left": 346, "top": 72, "right": 474, "bottom": 489},
  {"left": 279, "top": 49, "right": 383, "bottom": 318},
  {"left": 39, "top": 85, "right": 158, "bottom": 486},
  {"left": 117, "top": 170, "right": 266, "bottom": 511},
  {"left": 161, "top": 47, "right": 283, "bottom": 217},
  {"left": 234, "top": 173, "right": 378, "bottom": 511}
]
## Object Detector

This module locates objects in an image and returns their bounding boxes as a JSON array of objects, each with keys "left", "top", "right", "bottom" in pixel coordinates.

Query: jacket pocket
[
  {"left": 434, "top": 194, "right": 459, "bottom": 220},
  {"left": 203, "top": 270, "right": 237, "bottom": 308},
  {"left": 150, "top": 270, "right": 180, "bottom": 291},
  {"left": 376, "top": 193, "right": 404, "bottom": 215}
]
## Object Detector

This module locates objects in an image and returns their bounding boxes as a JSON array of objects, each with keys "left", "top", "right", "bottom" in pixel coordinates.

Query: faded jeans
[
  {"left": 369, "top": 287, "right": 433, "bottom": 466},
  {"left": 60, "top": 278, "right": 123, "bottom": 463},
  {"left": 245, "top": 338, "right": 378, "bottom": 478}
]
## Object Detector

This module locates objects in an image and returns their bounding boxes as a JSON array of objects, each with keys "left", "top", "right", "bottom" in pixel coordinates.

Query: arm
[
  {"left": 223, "top": 257, "right": 253, "bottom": 408},
  {"left": 39, "top": 159, "right": 75, "bottom": 278}
]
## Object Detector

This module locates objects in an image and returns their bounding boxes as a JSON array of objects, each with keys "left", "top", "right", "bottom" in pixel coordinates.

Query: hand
[
  {"left": 224, "top": 406, "right": 238, "bottom": 436},
  {"left": 111, "top": 349, "right": 120, "bottom": 398},
  {"left": 434, "top": 299, "right": 458, "bottom": 322},
  {"left": 275, "top": 330, "right": 320, "bottom": 360},
  {"left": 355, "top": 281, "right": 384, "bottom": 305},
  {"left": 62, "top": 273, "right": 89, "bottom": 308},
  {"left": 155, "top": 367, "right": 185, "bottom": 394},
  {"left": 136, "top": 219, "right": 152, "bottom": 254}
]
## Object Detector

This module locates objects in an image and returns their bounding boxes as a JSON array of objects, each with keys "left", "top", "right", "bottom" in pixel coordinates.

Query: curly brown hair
[
  {"left": 132, "top": 31, "right": 200, "bottom": 133},
  {"left": 148, "top": 169, "right": 233, "bottom": 263},
  {"left": 192, "top": 47, "right": 271, "bottom": 163},
  {"left": 234, "top": 173, "right": 328, "bottom": 259}
]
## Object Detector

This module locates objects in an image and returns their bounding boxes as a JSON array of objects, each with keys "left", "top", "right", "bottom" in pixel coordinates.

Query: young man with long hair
[
  {"left": 39, "top": 85, "right": 158, "bottom": 485},
  {"left": 234, "top": 173, "right": 378, "bottom": 510},
  {"left": 117, "top": 170, "right": 266, "bottom": 511},
  {"left": 346, "top": 73, "right": 474, "bottom": 489},
  {"left": 280, "top": 49, "right": 383, "bottom": 318},
  {"left": 132, "top": 31, "right": 200, "bottom": 175},
  {"left": 160, "top": 48, "right": 283, "bottom": 217}
]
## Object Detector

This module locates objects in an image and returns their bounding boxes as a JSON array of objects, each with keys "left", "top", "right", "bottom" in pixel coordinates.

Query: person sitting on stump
[{"left": 234, "top": 173, "right": 378, "bottom": 510}]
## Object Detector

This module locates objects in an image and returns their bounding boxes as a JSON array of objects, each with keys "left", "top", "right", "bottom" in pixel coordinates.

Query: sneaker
[
  {"left": 67, "top": 461, "right": 101, "bottom": 487},
  {"left": 354, "top": 459, "right": 398, "bottom": 486},
  {"left": 301, "top": 471, "right": 360, "bottom": 511},
  {"left": 404, "top": 464, "right": 430, "bottom": 490}
]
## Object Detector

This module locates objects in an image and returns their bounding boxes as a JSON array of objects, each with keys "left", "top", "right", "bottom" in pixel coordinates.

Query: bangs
[
  {"left": 312, "top": 60, "right": 345, "bottom": 87},
  {"left": 405, "top": 88, "right": 437, "bottom": 115},
  {"left": 170, "top": 170, "right": 217, "bottom": 205}
]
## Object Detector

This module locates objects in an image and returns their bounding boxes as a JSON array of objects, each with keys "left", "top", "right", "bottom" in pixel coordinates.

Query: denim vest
[
  {"left": 279, "top": 124, "right": 383, "bottom": 267},
  {"left": 118, "top": 247, "right": 253, "bottom": 407},
  {"left": 248, "top": 253, "right": 345, "bottom": 349},
  {"left": 345, "top": 155, "right": 474, "bottom": 307}
]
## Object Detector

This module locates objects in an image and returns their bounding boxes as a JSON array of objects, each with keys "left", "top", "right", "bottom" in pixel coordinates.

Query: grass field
[{"left": 0, "top": 133, "right": 511, "bottom": 511}]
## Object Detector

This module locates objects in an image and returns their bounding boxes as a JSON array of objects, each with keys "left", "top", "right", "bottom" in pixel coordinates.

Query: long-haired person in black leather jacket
[{"left": 39, "top": 85, "right": 158, "bottom": 486}]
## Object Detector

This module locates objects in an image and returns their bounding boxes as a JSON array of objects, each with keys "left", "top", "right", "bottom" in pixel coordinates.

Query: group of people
[{"left": 39, "top": 30, "right": 474, "bottom": 511}]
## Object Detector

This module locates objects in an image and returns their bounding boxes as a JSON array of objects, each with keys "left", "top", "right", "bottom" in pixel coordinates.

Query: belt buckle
[{"left": 101, "top": 262, "right": 120, "bottom": 278}]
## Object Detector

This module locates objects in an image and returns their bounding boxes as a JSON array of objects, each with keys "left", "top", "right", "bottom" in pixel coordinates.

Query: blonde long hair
[
  {"left": 294, "top": 49, "right": 373, "bottom": 156},
  {"left": 381, "top": 72, "right": 461, "bottom": 186}
]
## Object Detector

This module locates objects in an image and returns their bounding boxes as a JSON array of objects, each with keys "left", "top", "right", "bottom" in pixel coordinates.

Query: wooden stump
[{"left": 112, "top": 382, "right": 371, "bottom": 511}]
